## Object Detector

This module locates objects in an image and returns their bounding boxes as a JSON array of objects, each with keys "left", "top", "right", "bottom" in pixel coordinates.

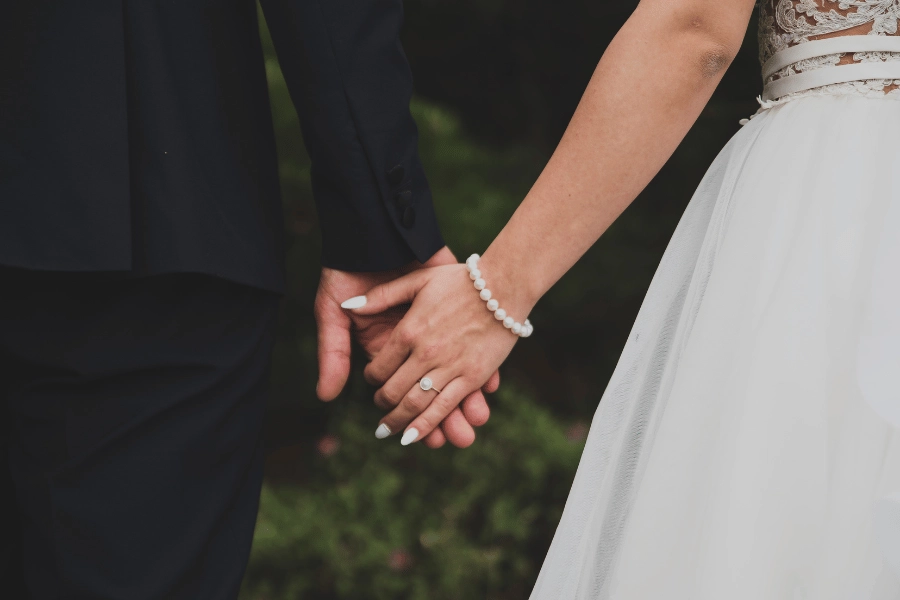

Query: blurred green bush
[{"left": 241, "top": 388, "right": 587, "bottom": 600}]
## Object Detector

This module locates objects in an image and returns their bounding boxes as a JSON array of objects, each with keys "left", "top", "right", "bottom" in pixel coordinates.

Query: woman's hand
[
  {"left": 319, "top": 247, "right": 498, "bottom": 449},
  {"left": 344, "top": 259, "right": 532, "bottom": 445}
]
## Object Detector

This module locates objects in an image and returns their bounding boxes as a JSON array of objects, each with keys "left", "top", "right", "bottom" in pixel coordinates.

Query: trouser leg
[
  {"left": 1, "top": 365, "right": 28, "bottom": 598},
  {"left": 0, "top": 271, "right": 280, "bottom": 599}
]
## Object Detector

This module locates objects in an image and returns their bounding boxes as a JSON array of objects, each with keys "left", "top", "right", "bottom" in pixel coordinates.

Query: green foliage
[
  {"left": 413, "top": 102, "right": 544, "bottom": 253},
  {"left": 240, "top": 388, "right": 586, "bottom": 600}
]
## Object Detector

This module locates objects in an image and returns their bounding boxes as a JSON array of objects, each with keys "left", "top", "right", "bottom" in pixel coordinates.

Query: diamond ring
[{"left": 419, "top": 377, "right": 442, "bottom": 394}]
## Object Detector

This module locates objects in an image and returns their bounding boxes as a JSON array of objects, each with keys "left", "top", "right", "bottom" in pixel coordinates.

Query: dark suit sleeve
[{"left": 259, "top": 0, "right": 445, "bottom": 272}]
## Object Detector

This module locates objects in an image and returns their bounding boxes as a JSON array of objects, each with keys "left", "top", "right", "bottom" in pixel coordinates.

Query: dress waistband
[{"left": 762, "top": 35, "right": 900, "bottom": 102}]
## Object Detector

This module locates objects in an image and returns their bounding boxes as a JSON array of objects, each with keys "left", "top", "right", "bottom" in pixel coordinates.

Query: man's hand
[{"left": 315, "top": 247, "right": 498, "bottom": 448}]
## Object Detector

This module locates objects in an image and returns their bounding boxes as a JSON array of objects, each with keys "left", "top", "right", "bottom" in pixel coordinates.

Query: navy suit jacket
[{"left": 0, "top": 0, "right": 444, "bottom": 292}]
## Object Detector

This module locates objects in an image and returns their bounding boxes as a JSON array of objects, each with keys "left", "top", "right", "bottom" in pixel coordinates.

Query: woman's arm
[
  {"left": 482, "top": 0, "right": 756, "bottom": 312},
  {"left": 350, "top": 0, "right": 758, "bottom": 445}
]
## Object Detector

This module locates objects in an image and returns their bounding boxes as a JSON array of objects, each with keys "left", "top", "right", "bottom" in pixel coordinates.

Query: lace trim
[
  {"left": 740, "top": 83, "right": 900, "bottom": 125},
  {"left": 757, "top": 1, "right": 900, "bottom": 106}
]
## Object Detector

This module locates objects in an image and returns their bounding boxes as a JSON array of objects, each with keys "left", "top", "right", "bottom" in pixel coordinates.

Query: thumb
[
  {"left": 316, "top": 301, "right": 352, "bottom": 402},
  {"left": 341, "top": 270, "right": 430, "bottom": 316}
]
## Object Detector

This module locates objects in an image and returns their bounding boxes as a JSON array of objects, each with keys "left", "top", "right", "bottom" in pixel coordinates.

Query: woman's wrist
[
  {"left": 475, "top": 249, "right": 542, "bottom": 327},
  {"left": 464, "top": 253, "right": 534, "bottom": 337}
]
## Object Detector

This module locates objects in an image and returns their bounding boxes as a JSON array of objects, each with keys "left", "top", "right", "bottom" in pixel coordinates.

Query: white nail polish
[
  {"left": 400, "top": 428, "right": 419, "bottom": 446},
  {"left": 341, "top": 296, "right": 367, "bottom": 309},
  {"left": 375, "top": 424, "right": 391, "bottom": 439}
]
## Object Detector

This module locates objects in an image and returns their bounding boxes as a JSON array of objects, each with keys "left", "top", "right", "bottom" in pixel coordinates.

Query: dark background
[{"left": 241, "top": 2, "right": 761, "bottom": 598}]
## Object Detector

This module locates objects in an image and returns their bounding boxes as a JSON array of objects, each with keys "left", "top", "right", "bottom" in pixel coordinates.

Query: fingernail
[
  {"left": 400, "top": 428, "right": 419, "bottom": 446},
  {"left": 340, "top": 296, "right": 367, "bottom": 309},
  {"left": 375, "top": 424, "right": 391, "bottom": 439}
]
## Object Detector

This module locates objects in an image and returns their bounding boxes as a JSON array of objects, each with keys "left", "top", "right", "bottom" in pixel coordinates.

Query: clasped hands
[{"left": 316, "top": 246, "right": 527, "bottom": 448}]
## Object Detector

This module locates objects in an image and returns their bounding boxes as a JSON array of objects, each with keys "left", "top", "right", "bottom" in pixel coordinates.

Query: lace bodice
[{"left": 757, "top": 1, "right": 900, "bottom": 107}]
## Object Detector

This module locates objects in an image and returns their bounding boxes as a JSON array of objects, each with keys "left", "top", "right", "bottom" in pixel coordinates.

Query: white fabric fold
[
  {"left": 761, "top": 35, "right": 900, "bottom": 102},
  {"left": 762, "top": 35, "right": 900, "bottom": 81},
  {"left": 530, "top": 95, "right": 900, "bottom": 599},
  {"left": 763, "top": 61, "right": 900, "bottom": 101}
]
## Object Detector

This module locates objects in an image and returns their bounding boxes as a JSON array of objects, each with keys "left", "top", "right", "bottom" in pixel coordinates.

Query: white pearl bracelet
[{"left": 465, "top": 254, "right": 533, "bottom": 338}]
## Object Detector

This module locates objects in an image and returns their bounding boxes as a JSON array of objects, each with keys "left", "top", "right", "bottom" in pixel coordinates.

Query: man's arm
[
  {"left": 258, "top": 0, "right": 497, "bottom": 447},
  {"left": 259, "top": 0, "right": 444, "bottom": 271}
]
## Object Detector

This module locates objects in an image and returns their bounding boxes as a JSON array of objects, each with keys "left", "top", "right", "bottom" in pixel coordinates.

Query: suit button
[
  {"left": 395, "top": 190, "right": 412, "bottom": 208},
  {"left": 388, "top": 165, "right": 405, "bottom": 186},
  {"left": 402, "top": 206, "right": 416, "bottom": 228}
]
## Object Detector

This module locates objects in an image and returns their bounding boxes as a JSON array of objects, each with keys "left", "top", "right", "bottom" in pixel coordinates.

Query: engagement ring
[{"left": 419, "top": 377, "right": 442, "bottom": 393}]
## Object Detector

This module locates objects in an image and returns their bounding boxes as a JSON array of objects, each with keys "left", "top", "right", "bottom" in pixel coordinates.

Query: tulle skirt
[{"left": 530, "top": 94, "right": 900, "bottom": 599}]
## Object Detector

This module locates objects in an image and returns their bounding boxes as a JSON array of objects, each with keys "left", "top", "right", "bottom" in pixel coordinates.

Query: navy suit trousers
[{"left": 0, "top": 270, "right": 280, "bottom": 599}]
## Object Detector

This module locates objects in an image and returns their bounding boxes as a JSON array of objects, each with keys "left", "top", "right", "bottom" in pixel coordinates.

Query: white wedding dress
[{"left": 530, "top": 2, "right": 900, "bottom": 598}]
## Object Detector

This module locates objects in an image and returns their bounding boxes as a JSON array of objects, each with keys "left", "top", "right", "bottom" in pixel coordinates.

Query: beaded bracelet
[{"left": 465, "top": 254, "right": 533, "bottom": 338}]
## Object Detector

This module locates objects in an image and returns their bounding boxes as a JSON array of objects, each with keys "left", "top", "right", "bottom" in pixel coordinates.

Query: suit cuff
[{"left": 316, "top": 158, "right": 445, "bottom": 272}]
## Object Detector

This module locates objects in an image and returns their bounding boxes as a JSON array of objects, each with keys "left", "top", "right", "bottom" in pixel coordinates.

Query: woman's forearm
[
  {"left": 481, "top": 0, "right": 756, "bottom": 316},
  {"left": 347, "top": 0, "right": 759, "bottom": 445}
]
